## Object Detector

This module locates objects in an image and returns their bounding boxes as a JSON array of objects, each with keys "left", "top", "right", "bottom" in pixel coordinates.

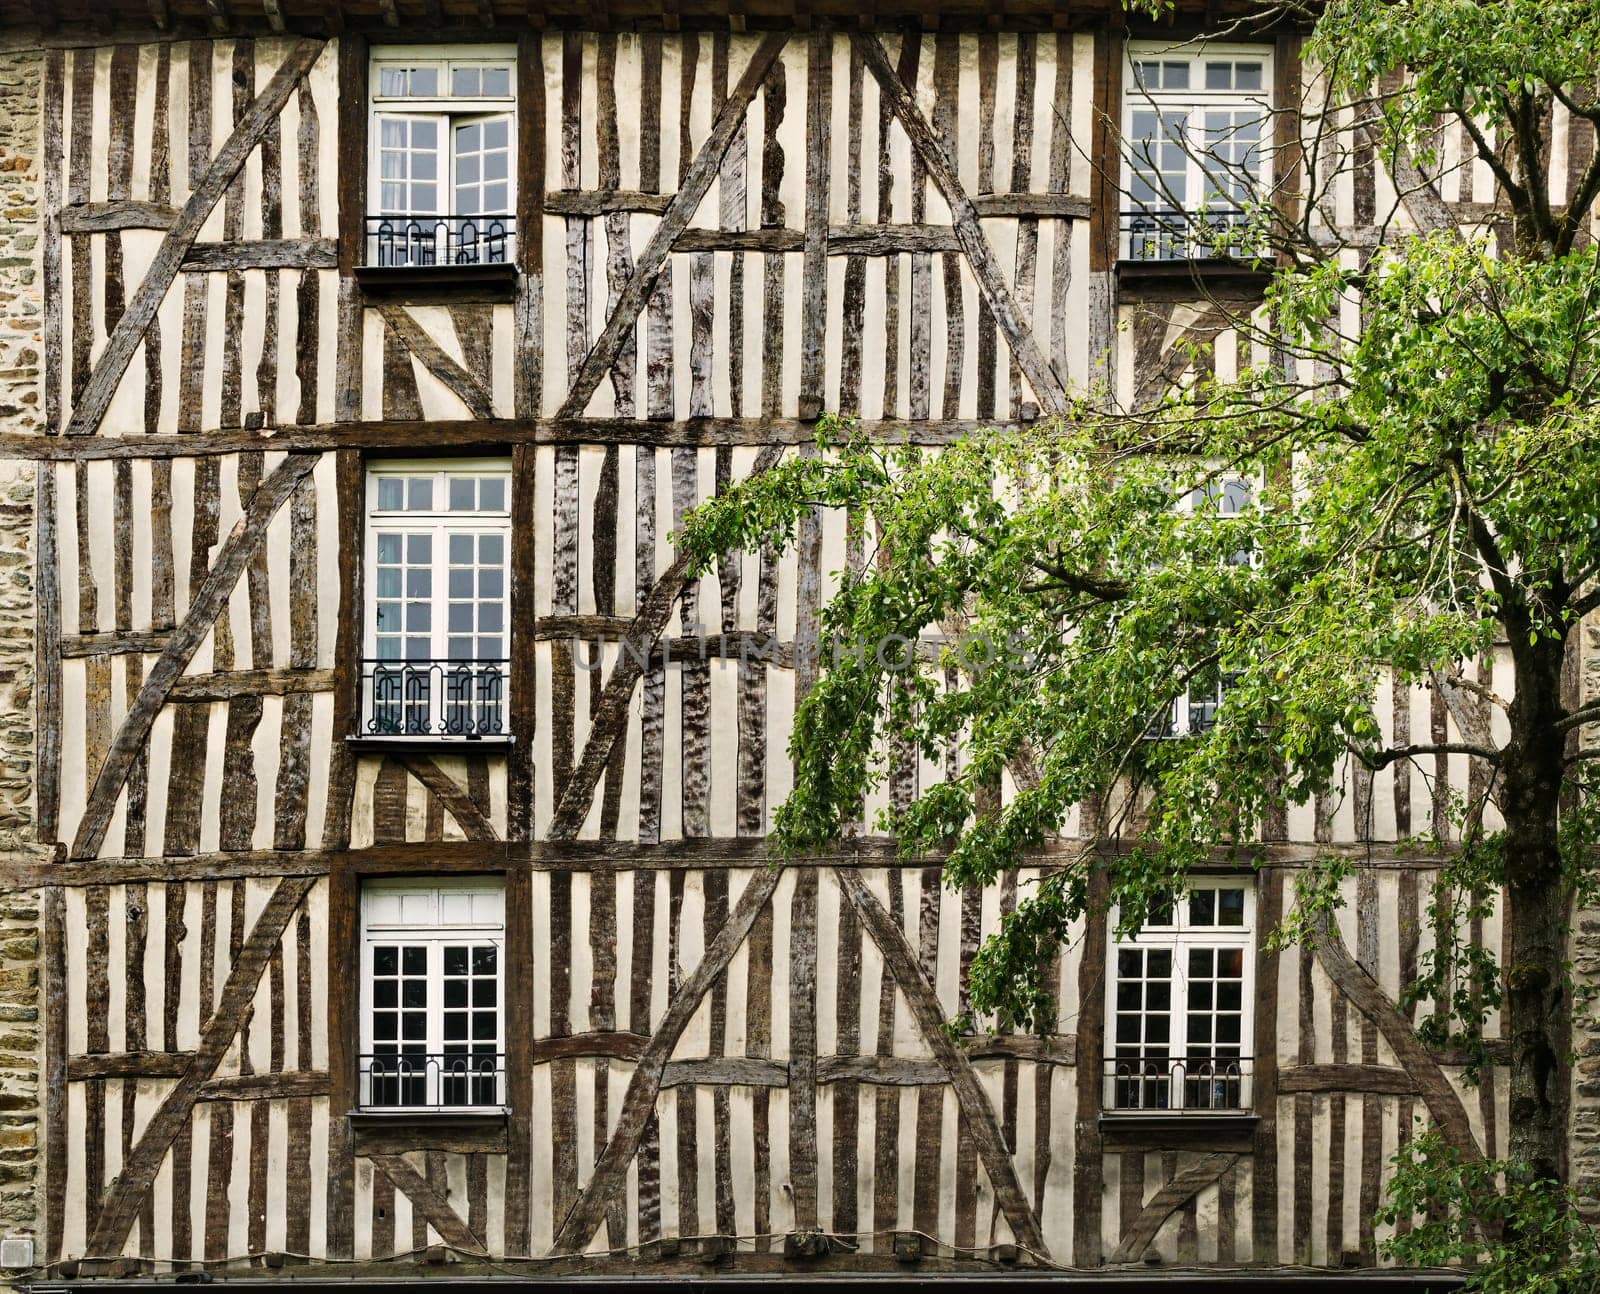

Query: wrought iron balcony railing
[
  {"left": 359, "top": 1051, "right": 505, "bottom": 1111},
  {"left": 365, "top": 214, "right": 516, "bottom": 268},
  {"left": 359, "top": 658, "right": 508, "bottom": 739},
  {"left": 1121, "top": 208, "right": 1261, "bottom": 262},
  {"left": 1103, "top": 1055, "right": 1252, "bottom": 1112}
]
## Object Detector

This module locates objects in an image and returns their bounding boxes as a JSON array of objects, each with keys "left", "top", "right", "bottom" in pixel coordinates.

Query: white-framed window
[
  {"left": 362, "top": 459, "right": 511, "bottom": 739},
  {"left": 1145, "top": 471, "right": 1258, "bottom": 738},
  {"left": 1121, "top": 41, "right": 1273, "bottom": 261},
  {"left": 1104, "top": 878, "right": 1255, "bottom": 1112},
  {"left": 368, "top": 46, "right": 516, "bottom": 267},
  {"left": 360, "top": 877, "right": 506, "bottom": 1111}
]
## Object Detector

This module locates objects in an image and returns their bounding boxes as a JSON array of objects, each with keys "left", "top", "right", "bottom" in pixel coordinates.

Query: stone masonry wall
[{"left": 0, "top": 40, "right": 43, "bottom": 1280}]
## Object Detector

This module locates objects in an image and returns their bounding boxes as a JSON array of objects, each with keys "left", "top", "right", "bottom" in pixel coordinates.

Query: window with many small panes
[
  {"left": 367, "top": 47, "right": 516, "bottom": 267},
  {"left": 360, "top": 879, "right": 505, "bottom": 1110},
  {"left": 1121, "top": 42, "right": 1273, "bottom": 261},
  {"left": 362, "top": 461, "right": 511, "bottom": 739},
  {"left": 1105, "top": 879, "right": 1254, "bottom": 1111}
]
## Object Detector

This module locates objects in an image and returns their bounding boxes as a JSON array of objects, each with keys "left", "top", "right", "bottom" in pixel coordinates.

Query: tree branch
[{"left": 1350, "top": 739, "right": 1502, "bottom": 771}]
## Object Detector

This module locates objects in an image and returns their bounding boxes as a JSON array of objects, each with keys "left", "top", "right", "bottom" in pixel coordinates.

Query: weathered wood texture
[{"left": 24, "top": 22, "right": 1550, "bottom": 1281}]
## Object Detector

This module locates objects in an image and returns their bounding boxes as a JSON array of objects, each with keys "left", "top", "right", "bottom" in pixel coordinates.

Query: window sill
[
  {"left": 1115, "top": 257, "right": 1275, "bottom": 297},
  {"left": 345, "top": 734, "right": 514, "bottom": 754},
  {"left": 354, "top": 262, "right": 518, "bottom": 304},
  {"left": 349, "top": 1107, "right": 509, "bottom": 1154},
  {"left": 1099, "top": 1110, "right": 1260, "bottom": 1149}
]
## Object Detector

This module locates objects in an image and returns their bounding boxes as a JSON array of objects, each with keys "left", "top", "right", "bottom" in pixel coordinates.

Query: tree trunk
[{"left": 1500, "top": 639, "right": 1571, "bottom": 1189}]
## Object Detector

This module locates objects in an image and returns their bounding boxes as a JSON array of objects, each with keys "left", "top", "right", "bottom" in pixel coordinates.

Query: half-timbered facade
[{"left": 0, "top": 0, "right": 1592, "bottom": 1285}]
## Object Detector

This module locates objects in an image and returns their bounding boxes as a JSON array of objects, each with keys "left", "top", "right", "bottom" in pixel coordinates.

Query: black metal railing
[
  {"left": 360, "top": 658, "right": 508, "bottom": 738},
  {"left": 365, "top": 214, "right": 516, "bottom": 268},
  {"left": 360, "top": 1051, "right": 505, "bottom": 1110},
  {"left": 1121, "top": 208, "right": 1260, "bottom": 262},
  {"left": 1104, "top": 1055, "right": 1252, "bottom": 1112}
]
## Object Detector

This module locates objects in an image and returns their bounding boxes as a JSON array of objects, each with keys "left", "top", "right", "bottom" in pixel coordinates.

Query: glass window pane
[
  {"left": 445, "top": 946, "right": 467, "bottom": 975},
  {"left": 449, "top": 603, "right": 473, "bottom": 632},
  {"left": 449, "top": 569, "right": 473, "bottom": 598},
  {"left": 406, "top": 568, "right": 431, "bottom": 598},
  {"left": 457, "top": 154, "right": 480, "bottom": 185},
  {"left": 374, "top": 946, "right": 397, "bottom": 975},
  {"left": 449, "top": 533, "right": 474, "bottom": 564},
  {"left": 1118, "top": 949, "right": 1141, "bottom": 978},
  {"left": 479, "top": 533, "right": 503, "bottom": 564},
  {"left": 1147, "top": 1016, "right": 1170, "bottom": 1043},
  {"left": 478, "top": 569, "right": 503, "bottom": 598},
  {"left": 478, "top": 479, "right": 505, "bottom": 511},
  {"left": 377, "top": 479, "right": 404, "bottom": 511},
  {"left": 483, "top": 68, "right": 511, "bottom": 97},
  {"left": 1206, "top": 61, "right": 1231, "bottom": 90},
  {"left": 413, "top": 117, "right": 437, "bottom": 147},
  {"left": 1189, "top": 890, "right": 1216, "bottom": 926},
  {"left": 410, "top": 67, "right": 438, "bottom": 97},
  {"left": 484, "top": 182, "right": 508, "bottom": 211},
  {"left": 1147, "top": 983, "right": 1170, "bottom": 1011},
  {"left": 479, "top": 604, "right": 502, "bottom": 632},
  {"left": 401, "top": 979, "right": 426, "bottom": 1008},
  {"left": 472, "top": 1014, "right": 495, "bottom": 1040},
  {"left": 474, "top": 946, "right": 497, "bottom": 974},
  {"left": 376, "top": 569, "right": 401, "bottom": 598},
  {"left": 413, "top": 182, "right": 437, "bottom": 211},
  {"left": 1163, "top": 61, "right": 1188, "bottom": 89},
  {"left": 1189, "top": 947, "right": 1213, "bottom": 977},
  {"left": 1235, "top": 63, "right": 1262, "bottom": 91},
  {"left": 407, "top": 477, "right": 433, "bottom": 510},
  {"left": 1218, "top": 888, "right": 1246, "bottom": 925},
  {"left": 452, "top": 67, "right": 480, "bottom": 97},
  {"left": 402, "top": 946, "right": 426, "bottom": 974},
  {"left": 484, "top": 151, "right": 508, "bottom": 182},
  {"left": 402, "top": 1014, "right": 426, "bottom": 1039},
  {"left": 1218, "top": 982, "right": 1242, "bottom": 1011},
  {"left": 449, "top": 478, "right": 476, "bottom": 510},
  {"left": 1148, "top": 949, "right": 1171, "bottom": 978},
  {"left": 1219, "top": 948, "right": 1244, "bottom": 977},
  {"left": 1218, "top": 1017, "right": 1241, "bottom": 1044},
  {"left": 406, "top": 602, "right": 431, "bottom": 631},
  {"left": 1116, "top": 1016, "right": 1139, "bottom": 1044},
  {"left": 477, "top": 635, "right": 502, "bottom": 659},
  {"left": 408, "top": 534, "right": 432, "bottom": 563},
  {"left": 444, "top": 980, "right": 467, "bottom": 1008}
]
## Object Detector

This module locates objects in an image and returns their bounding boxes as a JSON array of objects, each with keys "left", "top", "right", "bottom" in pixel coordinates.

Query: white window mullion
[{"left": 427, "top": 940, "right": 444, "bottom": 1108}]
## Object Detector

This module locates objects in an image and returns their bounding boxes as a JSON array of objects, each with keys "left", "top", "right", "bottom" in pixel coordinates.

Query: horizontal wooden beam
[
  {"left": 180, "top": 237, "right": 339, "bottom": 272},
  {"left": 61, "top": 629, "right": 171, "bottom": 658},
  {"left": 545, "top": 188, "right": 676, "bottom": 216},
  {"left": 169, "top": 667, "right": 336, "bottom": 700},
  {"left": 67, "top": 1050, "right": 192, "bottom": 1080},
  {"left": 1277, "top": 1063, "right": 1418, "bottom": 1096},
  {"left": 2, "top": 836, "right": 1472, "bottom": 890},
  {"left": 60, "top": 200, "right": 179, "bottom": 233},
  {"left": 197, "top": 1070, "right": 330, "bottom": 1101},
  {"left": 0, "top": 416, "right": 999, "bottom": 462}
]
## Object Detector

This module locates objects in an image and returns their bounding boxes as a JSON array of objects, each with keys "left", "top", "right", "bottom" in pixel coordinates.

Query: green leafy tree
[{"left": 679, "top": 0, "right": 1600, "bottom": 1279}]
